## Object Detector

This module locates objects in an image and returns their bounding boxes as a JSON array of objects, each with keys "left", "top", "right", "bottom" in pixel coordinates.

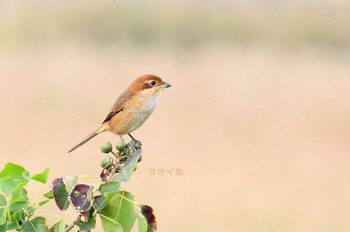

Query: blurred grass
[{"left": 0, "top": 0, "right": 349, "bottom": 50}]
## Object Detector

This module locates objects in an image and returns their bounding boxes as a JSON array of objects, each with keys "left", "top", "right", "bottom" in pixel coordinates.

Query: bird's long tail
[{"left": 68, "top": 125, "right": 108, "bottom": 153}]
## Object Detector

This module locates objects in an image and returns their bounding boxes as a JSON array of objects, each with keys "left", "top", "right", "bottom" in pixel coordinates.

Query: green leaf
[
  {"left": 112, "top": 150, "right": 142, "bottom": 182},
  {"left": 6, "top": 221, "right": 21, "bottom": 230},
  {"left": 74, "top": 210, "right": 96, "bottom": 231},
  {"left": 24, "top": 205, "right": 35, "bottom": 217},
  {"left": 9, "top": 211, "right": 24, "bottom": 227},
  {"left": 49, "top": 220, "right": 65, "bottom": 232},
  {"left": 0, "top": 163, "right": 28, "bottom": 180},
  {"left": 99, "top": 191, "right": 137, "bottom": 232},
  {"left": 138, "top": 214, "right": 148, "bottom": 232},
  {"left": 22, "top": 216, "right": 48, "bottom": 232},
  {"left": 38, "top": 199, "right": 51, "bottom": 207},
  {"left": 31, "top": 167, "right": 50, "bottom": 184},
  {"left": 70, "top": 184, "right": 93, "bottom": 212},
  {"left": 8, "top": 224, "right": 21, "bottom": 231},
  {"left": 93, "top": 181, "right": 120, "bottom": 212},
  {"left": 10, "top": 188, "right": 28, "bottom": 211},
  {"left": 0, "top": 194, "right": 6, "bottom": 206},
  {"left": 63, "top": 176, "right": 78, "bottom": 194},
  {"left": 0, "top": 207, "right": 6, "bottom": 225},
  {"left": 52, "top": 178, "right": 70, "bottom": 211},
  {"left": 0, "top": 163, "right": 30, "bottom": 196},
  {"left": 0, "top": 224, "right": 5, "bottom": 232},
  {"left": 98, "top": 181, "right": 120, "bottom": 194},
  {"left": 0, "top": 178, "right": 26, "bottom": 196},
  {"left": 10, "top": 201, "right": 27, "bottom": 212},
  {"left": 43, "top": 191, "right": 53, "bottom": 199}
]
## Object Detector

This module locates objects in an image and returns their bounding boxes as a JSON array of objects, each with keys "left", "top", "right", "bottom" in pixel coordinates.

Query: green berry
[
  {"left": 100, "top": 142, "right": 113, "bottom": 153},
  {"left": 120, "top": 157, "right": 127, "bottom": 163},
  {"left": 135, "top": 141, "right": 142, "bottom": 150},
  {"left": 115, "top": 140, "right": 126, "bottom": 152},
  {"left": 125, "top": 147, "right": 134, "bottom": 156},
  {"left": 100, "top": 156, "right": 114, "bottom": 168}
]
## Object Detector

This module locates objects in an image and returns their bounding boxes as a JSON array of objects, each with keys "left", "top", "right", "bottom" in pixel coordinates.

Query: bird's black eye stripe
[{"left": 150, "top": 81, "right": 156, "bottom": 86}]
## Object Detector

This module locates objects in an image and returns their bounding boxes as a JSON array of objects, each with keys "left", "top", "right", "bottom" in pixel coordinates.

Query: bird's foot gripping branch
[{"left": 0, "top": 140, "right": 157, "bottom": 232}]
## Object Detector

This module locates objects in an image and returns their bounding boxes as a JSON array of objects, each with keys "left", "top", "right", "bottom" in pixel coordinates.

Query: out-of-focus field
[{"left": 1, "top": 1, "right": 350, "bottom": 232}]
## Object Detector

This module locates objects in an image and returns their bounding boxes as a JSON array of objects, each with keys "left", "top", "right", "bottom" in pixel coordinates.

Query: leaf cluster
[
  {"left": 0, "top": 162, "right": 54, "bottom": 231},
  {"left": 0, "top": 139, "right": 157, "bottom": 232}
]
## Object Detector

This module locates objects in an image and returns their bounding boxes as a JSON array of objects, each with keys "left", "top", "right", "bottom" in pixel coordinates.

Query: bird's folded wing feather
[{"left": 102, "top": 89, "right": 135, "bottom": 124}]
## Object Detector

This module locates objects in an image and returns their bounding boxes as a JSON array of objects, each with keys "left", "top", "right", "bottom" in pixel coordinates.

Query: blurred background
[{"left": 0, "top": 0, "right": 350, "bottom": 231}]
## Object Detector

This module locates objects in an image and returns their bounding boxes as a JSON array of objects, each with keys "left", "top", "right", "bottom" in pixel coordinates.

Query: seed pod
[
  {"left": 135, "top": 141, "right": 142, "bottom": 150},
  {"left": 125, "top": 147, "right": 135, "bottom": 156},
  {"left": 100, "top": 142, "right": 113, "bottom": 153},
  {"left": 120, "top": 157, "right": 127, "bottom": 163},
  {"left": 115, "top": 140, "right": 127, "bottom": 152},
  {"left": 100, "top": 156, "right": 114, "bottom": 169}
]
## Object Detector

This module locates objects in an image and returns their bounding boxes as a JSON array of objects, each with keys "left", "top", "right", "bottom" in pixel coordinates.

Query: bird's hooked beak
[{"left": 162, "top": 82, "right": 171, "bottom": 88}]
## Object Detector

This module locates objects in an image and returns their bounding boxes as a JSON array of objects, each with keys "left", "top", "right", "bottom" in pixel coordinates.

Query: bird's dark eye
[{"left": 150, "top": 81, "right": 156, "bottom": 86}]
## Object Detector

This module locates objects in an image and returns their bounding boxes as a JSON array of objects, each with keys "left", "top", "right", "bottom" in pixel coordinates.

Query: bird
[{"left": 68, "top": 74, "right": 171, "bottom": 153}]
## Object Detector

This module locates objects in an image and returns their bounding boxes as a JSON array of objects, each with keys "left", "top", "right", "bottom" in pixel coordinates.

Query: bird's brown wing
[
  {"left": 102, "top": 109, "right": 123, "bottom": 124},
  {"left": 102, "top": 89, "right": 135, "bottom": 124}
]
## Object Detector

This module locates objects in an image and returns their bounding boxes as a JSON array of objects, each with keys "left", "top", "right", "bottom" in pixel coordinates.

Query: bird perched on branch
[{"left": 68, "top": 74, "right": 171, "bottom": 153}]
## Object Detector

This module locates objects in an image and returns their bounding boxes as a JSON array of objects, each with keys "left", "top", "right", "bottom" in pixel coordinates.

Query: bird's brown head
[{"left": 128, "top": 74, "right": 171, "bottom": 97}]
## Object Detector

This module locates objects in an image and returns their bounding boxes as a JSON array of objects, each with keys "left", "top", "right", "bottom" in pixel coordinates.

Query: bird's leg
[
  {"left": 128, "top": 133, "right": 142, "bottom": 148},
  {"left": 119, "top": 135, "right": 125, "bottom": 143},
  {"left": 128, "top": 133, "right": 136, "bottom": 141}
]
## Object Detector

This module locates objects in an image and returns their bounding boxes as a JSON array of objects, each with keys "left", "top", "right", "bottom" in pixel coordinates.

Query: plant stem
[{"left": 65, "top": 215, "right": 80, "bottom": 232}]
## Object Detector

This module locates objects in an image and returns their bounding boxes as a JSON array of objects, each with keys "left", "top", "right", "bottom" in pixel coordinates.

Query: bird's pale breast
[{"left": 108, "top": 91, "right": 161, "bottom": 135}]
